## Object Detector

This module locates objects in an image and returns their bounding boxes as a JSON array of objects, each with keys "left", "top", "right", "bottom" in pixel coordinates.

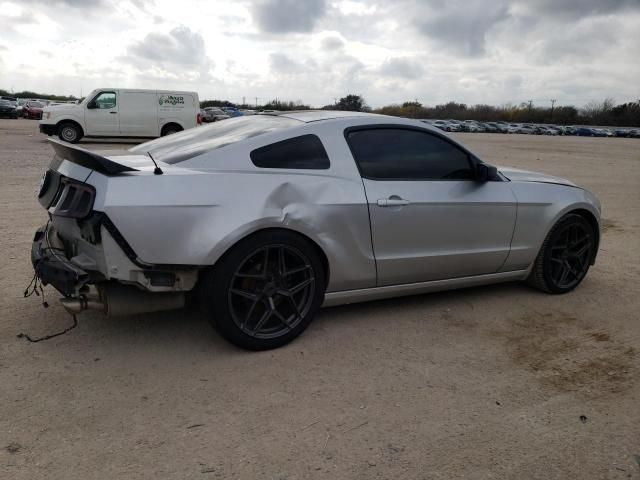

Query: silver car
[{"left": 31, "top": 111, "right": 601, "bottom": 350}]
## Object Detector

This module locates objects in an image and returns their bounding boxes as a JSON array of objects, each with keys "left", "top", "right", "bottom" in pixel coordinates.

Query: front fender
[
  {"left": 501, "top": 183, "right": 601, "bottom": 272},
  {"left": 49, "top": 114, "right": 85, "bottom": 129}
]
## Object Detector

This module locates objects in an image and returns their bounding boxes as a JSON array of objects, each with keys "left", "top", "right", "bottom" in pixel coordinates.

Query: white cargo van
[{"left": 39, "top": 88, "right": 200, "bottom": 143}]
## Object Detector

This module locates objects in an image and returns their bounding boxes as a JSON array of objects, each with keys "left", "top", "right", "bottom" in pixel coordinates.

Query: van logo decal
[{"left": 159, "top": 95, "right": 184, "bottom": 106}]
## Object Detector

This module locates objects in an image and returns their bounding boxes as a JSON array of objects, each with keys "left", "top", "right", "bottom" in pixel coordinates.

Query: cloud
[
  {"left": 269, "top": 53, "right": 317, "bottom": 74},
  {"left": 378, "top": 57, "right": 423, "bottom": 80},
  {"left": 414, "top": 1, "right": 510, "bottom": 56},
  {"left": 515, "top": 0, "right": 640, "bottom": 19},
  {"left": 321, "top": 35, "right": 345, "bottom": 51},
  {"left": 251, "top": 0, "right": 326, "bottom": 33},
  {"left": 126, "top": 26, "right": 209, "bottom": 67},
  {"left": 20, "top": 0, "right": 106, "bottom": 6}
]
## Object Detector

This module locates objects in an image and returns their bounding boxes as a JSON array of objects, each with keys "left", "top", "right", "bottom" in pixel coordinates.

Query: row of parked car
[
  {"left": 0, "top": 96, "right": 78, "bottom": 120},
  {"left": 199, "top": 106, "right": 270, "bottom": 123},
  {"left": 422, "top": 119, "right": 640, "bottom": 138}
]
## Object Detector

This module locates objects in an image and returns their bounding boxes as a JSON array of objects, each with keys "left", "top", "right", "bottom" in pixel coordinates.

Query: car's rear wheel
[
  {"left": 201, "top": 231, "right": 326, "bottom": 350},
  {"left": 161, "top": 123, "right": 182, "bottom": 136},
  {"left": 528, "top": 213, "right": 596, "bottom": 293},
  {"left": 58, "top": 122, "right": 82, "bottom": 143}
]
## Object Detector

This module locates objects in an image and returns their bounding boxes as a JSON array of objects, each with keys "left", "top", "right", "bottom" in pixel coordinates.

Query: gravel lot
[{"left": 1, "top": 118, "right": 639, "bottom": 479}]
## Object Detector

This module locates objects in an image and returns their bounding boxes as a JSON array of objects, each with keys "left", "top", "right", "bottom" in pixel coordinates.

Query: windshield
[
  {"left": 130, "top": 115, "right": 301, "bottom": 164},
  {"left": 0, "top": 100, "right": 12, "bottom": 106},
  {"left": 27, "top": 102, "right": 44, "bottom": 108}
]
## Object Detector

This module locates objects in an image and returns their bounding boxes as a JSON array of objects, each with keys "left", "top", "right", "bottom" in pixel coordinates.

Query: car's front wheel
[
  {"left": 201, "top": 230, "right": 326, "bottom": 350},
  {"left": 58, "top": 122, "right": 82, "bottom": 143},
  {"left": 528, "top": 213, "right": 596, "bottom": 293}
]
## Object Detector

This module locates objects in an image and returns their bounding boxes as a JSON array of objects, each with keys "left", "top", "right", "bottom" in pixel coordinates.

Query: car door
[
  {"left": 118, "top": 91, "right": 157, "bottom": 136},
  {"left": 84, "top": 90, "right": 119, "bottom": 135},
  {"left": 346, "top": 126, "right": 517, "bottom": 287}
]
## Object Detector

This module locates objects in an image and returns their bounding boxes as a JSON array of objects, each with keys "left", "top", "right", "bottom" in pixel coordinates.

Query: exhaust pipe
[{"left": 61, "top": 284, "right": 184, "bottom": 317}]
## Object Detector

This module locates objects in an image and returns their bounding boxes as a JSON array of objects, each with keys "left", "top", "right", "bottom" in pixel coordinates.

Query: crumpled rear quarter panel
[{"left": 93, "top": 171, "right": 376, "bottom": 292}]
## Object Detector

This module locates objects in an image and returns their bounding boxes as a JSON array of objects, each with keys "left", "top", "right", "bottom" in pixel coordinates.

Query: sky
[{"left": 0, "top": 0, "right": 638, "bottom": 108}]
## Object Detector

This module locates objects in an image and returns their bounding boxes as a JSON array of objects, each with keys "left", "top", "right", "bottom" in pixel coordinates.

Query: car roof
[{"left": 268, "top": 110, "right": 383, "bottom": 123}]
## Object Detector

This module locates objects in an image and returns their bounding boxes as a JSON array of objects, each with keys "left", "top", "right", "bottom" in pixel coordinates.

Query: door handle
[
  {"left": 109, "top": 111, "right": 117, "bottom": 114},
  {"left": 377, "top": 196, "right": 410, "bottom": 207}
]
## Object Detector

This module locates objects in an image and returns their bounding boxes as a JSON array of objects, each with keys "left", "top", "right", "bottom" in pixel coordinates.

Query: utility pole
[
  {"left": 242, "top": 96, "right": 245, "bottom": 106},
  {"left": 527, "top": 100, "right": 533, "bottom": 120},
  {"left": 550, "top": 99, "right": 556, "bottom": 120},
  {"left": 255, "top": 97, "right": 259, "bottom": 107}
]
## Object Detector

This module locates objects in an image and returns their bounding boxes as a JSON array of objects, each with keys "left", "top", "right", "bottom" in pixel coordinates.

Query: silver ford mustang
[{"left": 31, "top": 111, "right": 601, "bottom": 350}]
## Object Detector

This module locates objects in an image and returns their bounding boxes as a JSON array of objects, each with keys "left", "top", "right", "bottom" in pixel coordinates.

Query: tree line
[
  {"left": 203, "top": 94, "right": 640, "bottom": 127},
  {"left": 374, "top": 98, "right": 640, "bottom": 127},
  {"left": 3, "top": 87, "right": 638, "bottom": 126},
  {"left": 0, "top": 88, "right": 80, "bottom": 102}
]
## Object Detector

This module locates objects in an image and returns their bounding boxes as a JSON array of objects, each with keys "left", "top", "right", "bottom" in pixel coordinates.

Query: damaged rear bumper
[
  {"left": 31, "top": 223, "right": 186, "bottom": 316},
  {"left": 31, "top": 224, "right": 88, "bottom": 296}
]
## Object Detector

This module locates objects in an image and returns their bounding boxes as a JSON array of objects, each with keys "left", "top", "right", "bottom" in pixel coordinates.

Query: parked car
[
  {"left": 23, "top": 101, "right": 45, "bottom": 119},
  {"left": 595, "top": 128, "right": 613, "bottom": 137},
  {"left": 482, "top": 122, "right": 499, "bottom": 133},
  {"left": 14, "top": 99, "right": 27, "bottom": 116},
  {"left": 221, "top": 107, "right": 243, "bottom": 117},
  {"left": 429, "top": 120, "right": 459, "bottom": 132},
  {"left": 31, "top": 111, "right": 601, "bottom": 350},
  {"left": 576, "top": 127, "right": 595, "bottom": 137},
  {"left": 519, "top": 125, "right": 536, "bottom": 135},
  {"left": 39, "top": 88, "right": 200, "bottom": 143},
  {"left": 0, "top": 99, "right": 18, "bottom": 118},
  {"left": 614, "top": 129, "right": 631, "bottom": 137},
  {"left": 537, "top": 126, "right": 559, "bottom": 136},
  {"left": 486, "top": 122, "right": 508, "bottom": 133},
  {"left": 202, "top": 107, "right": 230, "bottom": 122},
  {"left": 463, "top": 120, "right": 484, "bottom": 132}
]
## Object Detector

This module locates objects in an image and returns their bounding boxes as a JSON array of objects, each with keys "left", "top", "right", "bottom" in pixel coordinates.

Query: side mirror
[
  {"left": 87, "top": 101, "right": 97, "bottom": 109},
  {"left": 475, "top": 163, "right": 498, "bottom": 182}
]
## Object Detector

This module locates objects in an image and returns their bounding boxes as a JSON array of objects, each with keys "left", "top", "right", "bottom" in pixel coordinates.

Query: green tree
[{"left": 335, "top": 94, "right": 367, "bottom": 112}]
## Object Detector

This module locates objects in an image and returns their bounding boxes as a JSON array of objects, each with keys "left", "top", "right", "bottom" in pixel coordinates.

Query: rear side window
[
  {"left": 130, "top": 116, "right": 301, "bottom": 164},
  {"left": 250, "top": 134, "right": 330, "bottom": 170},
  {"left": 346, "top": 128, "right": 474, "bottom": 180}
]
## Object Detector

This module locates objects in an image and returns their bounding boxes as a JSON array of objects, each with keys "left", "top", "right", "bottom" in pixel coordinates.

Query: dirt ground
[{"left": 1, "top": 118, "right": 639, "bottom": 479}]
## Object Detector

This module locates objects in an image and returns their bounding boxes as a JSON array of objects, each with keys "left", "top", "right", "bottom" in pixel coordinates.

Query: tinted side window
[
  {"left": 251, "top": 134, "right": 330, "bottom": 170},
  {"left": 347, "top": 128, "right": 474, "bottom": 180}
]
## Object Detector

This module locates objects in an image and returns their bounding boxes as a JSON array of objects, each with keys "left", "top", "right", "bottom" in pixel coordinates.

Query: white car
[{"left": 39, "top": 88, "right": 200, "bottom": 143}]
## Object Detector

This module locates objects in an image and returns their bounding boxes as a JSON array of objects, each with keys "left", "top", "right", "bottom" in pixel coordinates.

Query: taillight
[
  {"left": 197, "top": 113, "right": 202, "bottom": 125},
  {"left": 51, "top": 177, "right": 95, "bottom": 219}
]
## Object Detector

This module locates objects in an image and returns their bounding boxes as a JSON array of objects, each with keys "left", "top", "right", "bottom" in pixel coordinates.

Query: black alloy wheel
[
  {"left": 528, "top": 214, "right": 596, "bottom": 293},
  {"left": 228, "top": 245, "right": 316, "bottom": 339},
  {"left": 201, "top": 230, "right": 325, "bottom": 350}
]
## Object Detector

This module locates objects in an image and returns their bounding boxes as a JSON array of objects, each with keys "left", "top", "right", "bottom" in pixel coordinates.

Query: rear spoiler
[{"left": 48, "top": 139, "right": 139, "bottom": 175}]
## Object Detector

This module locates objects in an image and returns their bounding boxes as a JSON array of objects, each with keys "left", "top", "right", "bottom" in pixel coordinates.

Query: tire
[
  {"left": 58, "top": 122, "right": 82, "bottom": 143},
  {"left": 201, "top": 230, "right": 326, "bottom": 350},
  {"left": 161, "top": 124, "right": 182, "bottom": 136},
  {"left": 527, "top": 213, "right": 596, "bottom": 294}
]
